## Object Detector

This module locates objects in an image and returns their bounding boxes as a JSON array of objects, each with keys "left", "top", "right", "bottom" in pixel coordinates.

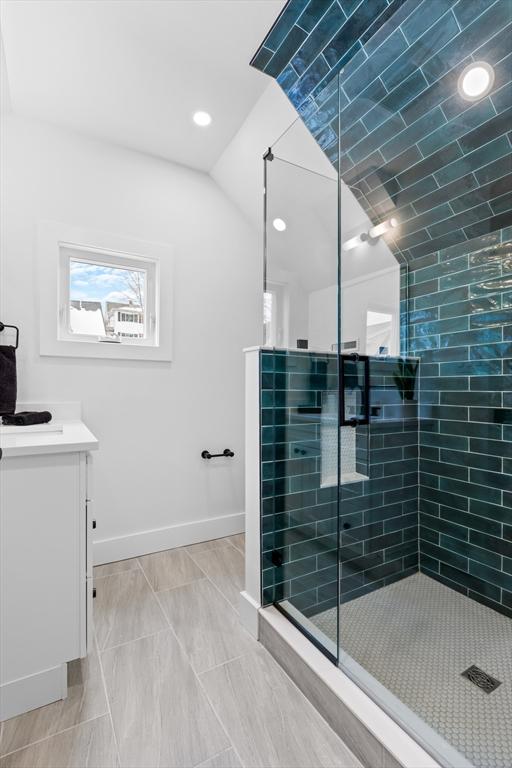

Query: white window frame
[
  {"left": 59, "top": 243, "right": 157, "bottom": 347},
  {"left": 38, "top": 220, "right": 173, "bottom": 361}
]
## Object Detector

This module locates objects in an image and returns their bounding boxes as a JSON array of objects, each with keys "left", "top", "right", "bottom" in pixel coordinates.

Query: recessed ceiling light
[
  {"left": 272, "top": 218, "right": 286, "bottom": 232},
  {"left": 458, "top": 62, "right": 494, "bottom": 101},
  {"left": 193, "top": 111, "right": 212, "bottom": 127}
]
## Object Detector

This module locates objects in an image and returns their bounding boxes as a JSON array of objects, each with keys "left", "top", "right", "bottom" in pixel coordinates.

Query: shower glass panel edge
[{"left": 261, "top": 106, "right": 341, "bottom": 664}]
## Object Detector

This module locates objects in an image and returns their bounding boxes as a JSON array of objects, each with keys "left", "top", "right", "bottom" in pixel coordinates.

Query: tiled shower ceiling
[{"left": 251, "top": 0, "right": 512, "bottom": 261}]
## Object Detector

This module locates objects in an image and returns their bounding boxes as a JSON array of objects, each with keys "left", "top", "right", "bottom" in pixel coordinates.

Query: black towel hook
[{"left": 0, "top": 323, "right": 19, "bottom": 350}]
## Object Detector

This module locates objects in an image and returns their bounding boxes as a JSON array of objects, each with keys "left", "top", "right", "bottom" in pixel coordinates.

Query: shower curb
[{"left": 259, "top": 605, "right": 443, "bottom": 768}]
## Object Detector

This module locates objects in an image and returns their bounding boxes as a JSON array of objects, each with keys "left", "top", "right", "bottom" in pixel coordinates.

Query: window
[
  {"left": 366, "top": 310, "right": 394, "bottom": 356},
  {"left": 59, "top": 244, "right": 157, "bottom": 347},
  {"left": 38, "top": 221, "right": 173, "bottom": 361},
  {"left": 263, "top": 282, "right": 285, "bottom": 347}
]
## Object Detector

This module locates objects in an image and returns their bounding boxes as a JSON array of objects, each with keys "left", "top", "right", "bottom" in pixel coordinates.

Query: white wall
[
  {"left": 0, "top": 114, "right": 261, "bottom": 562},
  {"left": 308, "top": 268, "right": 400, "bottom": 354}
]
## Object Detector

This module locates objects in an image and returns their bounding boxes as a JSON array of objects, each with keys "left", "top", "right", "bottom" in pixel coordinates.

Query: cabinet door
[{"left": 0, "top": 453, "right": 83, "bottom": 681}]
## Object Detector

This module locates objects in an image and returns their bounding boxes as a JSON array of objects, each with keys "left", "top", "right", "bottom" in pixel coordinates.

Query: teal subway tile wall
[
  {"left": 412, "top": 229, "right": 512, "bottom": 617},
  {"left": 255, "top": 0, "right": 512, "bottom": 618},
  {"left": 260, "top": 350, "right": 420, "bottom": 615}
]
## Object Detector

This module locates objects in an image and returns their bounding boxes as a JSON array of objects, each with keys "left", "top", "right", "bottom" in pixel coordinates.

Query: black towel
[
  {"left": 2, "top": 411, "right": 52, "bottom": 427},
  {"left": 0, "top": 346, "right": 17, "bottom": 415}
]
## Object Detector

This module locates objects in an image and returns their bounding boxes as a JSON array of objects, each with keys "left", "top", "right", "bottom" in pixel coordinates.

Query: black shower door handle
[{"left": 339, "top": 354, "right": 370, "bottom": 427}]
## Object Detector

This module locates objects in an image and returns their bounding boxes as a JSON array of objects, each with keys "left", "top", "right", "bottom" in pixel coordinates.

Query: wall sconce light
[{"left": 342, "top": 218, "right": 398, "bottom": 252}]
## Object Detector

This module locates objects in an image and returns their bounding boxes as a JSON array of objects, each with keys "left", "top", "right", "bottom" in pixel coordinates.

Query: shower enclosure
[{"left": 257, "top": 8, "right": 512, "bottom": 764}]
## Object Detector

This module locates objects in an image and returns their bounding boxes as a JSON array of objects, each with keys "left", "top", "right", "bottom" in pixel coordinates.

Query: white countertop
[
  {"left": 0, "top": 403, "right": 98, "bottom": 458},
  {"left": 0, "top": 420, "right": 98, "bottom": 458}
]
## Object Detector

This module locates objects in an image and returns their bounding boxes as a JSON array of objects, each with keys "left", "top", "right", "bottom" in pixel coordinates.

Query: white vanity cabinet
[{"left": 0, "top": 411, "right": 98, "bottom": 721}]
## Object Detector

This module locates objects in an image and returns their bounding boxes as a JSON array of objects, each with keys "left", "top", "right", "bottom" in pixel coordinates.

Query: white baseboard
[
  {"left": 93, "top": 512, "right": 245, "bottom": 564},
  {"left": 0, "top": 663, "right": 67, "bottom": 721}
]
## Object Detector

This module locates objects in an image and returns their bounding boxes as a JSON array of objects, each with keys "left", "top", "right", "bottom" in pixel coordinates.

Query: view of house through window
[{"left": 69, "top": 259, "right": 146, "bottom": 339}]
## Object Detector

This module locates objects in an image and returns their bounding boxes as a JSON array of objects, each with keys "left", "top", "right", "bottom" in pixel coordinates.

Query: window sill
[{"left": 41, "top": 336, "right": 171, "bottom": 362}]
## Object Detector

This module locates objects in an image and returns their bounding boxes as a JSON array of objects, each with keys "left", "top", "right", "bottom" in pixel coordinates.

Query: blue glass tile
[
  {"left": 441, "top": 296, "right": 502, "bottom": 319},
  {"left": 418, "top": 98, "right": 496, "bottom": 158},
  {"left": 464, "top": 210, "right": 512, "bottom": 241},
  {"left": 343, "top": 27, "right": 409, "bottom": 100},
  {"left": 491, "top": 81, "right": 512, "bottom": 115},
  {"left": 350, "top": 114, "right": 406, "bottom": 164},
  {"left": 363, "top": 0, "right": 409, "bottom": 52},
  {"left": 265, "top": 25, "right": 308, "bottom": 78},
  {"left": 401, "top": 0, "right": 453, "bottom": 43},
  {"left": 470, "top": 561, "right": 512, "bottom": 593},
  {"left": 292, "top": 1, "right": 346, "bottom": 76},
  {"left": 363, "top": 70, "right": 428, "bottom": 133},
  {"left": 324, "top": 0, "right": 387, "bottom": 69},
  {"left": 296, "top": 97, "right": 318, "bottom": 120},
  {"left": 263, "top": 0, "right": 310, "bottom": 53},
  {"left": 471, "top": 374, "right": 512, "bottom": 391},
  {"left": 417, "top": 252, "right": 467, "bottom": 280},
  {"left": 398, "top": 142, "right": 462, "bottom": 190},
  {"left": 305, "top": 91, "right": 338, "bottom": 134},
  {"left": 344, "top": 148, "right": 385, "bottom": 186},
  {"left": 410, "top": 232, "right": 467, "bottom": 262},
  {"left": 434, "top": 136, "right": 511, "bottom": 187},
  {"left": 469, "top": 275, "right": 512, "bottom": 298},
  {"left": 471, "top": 18, "right": 512, "bottom": 65},
  {"left": 414, "top": 174, "right": 475, "bottom": 215},
  {"left": 338, "top": 0, "right": 364, "bottom": 16},
  {"left": 277, "top": 64, "right": 299, "bottom": 91},
  {"left": 458, "top": 107, "right": 512, "bottom": 155},
  {"left": 475, "top": 155, "right": 512, "bottom": 186},
  {"left": 423, "top": 1, "right": 512, "bottom": 85},
  {"left": 440, "top": 327, "right": 502, "bottom": 348},
  {"left": 297, "top": 0, "right": 335, "bottom": 34},
  {"left": 428, "top": 203, "right": 494, "bottom": 240},
  {"left": 490, "top": 192, "right": 512, "bottom": 216},
  {"left": 362, "top": 0, "right": 409, "bottom": 50},
  {"left": 381, "top": 11, "right": 459, "bottom": 91},
  {"left": 451, "top": 173, "right": 512, "bottom": 214},
  {"left": 440, "top": 359, "right": 502, "bottom": 376},
  {"left": 453, "top": 0, "right": 499, "bottom": 30},
  {"left": 251, "top": 46, "right": 274, "bottom": 70},
  {"left": 382, "top": 107, "right": 446, "bottom": 160},
  {"left": 339, "top": 119, "right": 367, "bottom": 151},
  {"left": 339, "top": 76, "right": 388, "bottom": 130},
  {"left": 470, "top": 309, "right": 512, "bottom": 328},
  {"left": 288, "top": 53, "right": 330, "bottom": 108},
  {"left": 413, "top": 316, "right": 468, "bottom": 337},
  {"left": 316, "top": 124, "right": 337, "bottom": 149}
]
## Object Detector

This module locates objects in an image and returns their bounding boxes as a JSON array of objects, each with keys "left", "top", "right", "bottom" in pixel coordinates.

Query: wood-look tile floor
[{"left": 0, "top": 534, "right": 362, "bottom": 768}]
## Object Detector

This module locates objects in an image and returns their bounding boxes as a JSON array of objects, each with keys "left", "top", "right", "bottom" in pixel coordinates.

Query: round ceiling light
[
  {"left": 193, "top": 111, "right": 212, "bottom": 127},
  {"left": 458, "top": 62, "right": 494, "bottom": 101},
  {"left": 272, "top": 218, "right": 287, "bottom": 232}
]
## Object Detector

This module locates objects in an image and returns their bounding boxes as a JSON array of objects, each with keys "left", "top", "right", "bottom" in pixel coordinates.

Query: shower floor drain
[{"left": 461, "top": 665, "right": 502, "bottom": 693}]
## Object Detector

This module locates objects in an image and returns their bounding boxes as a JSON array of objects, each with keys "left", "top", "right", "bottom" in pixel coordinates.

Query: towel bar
[
  {"left": 0, "top": 322, "right": 19, "bottom": 350},
  {"left": 201, "top": 448, "right": 235, "bottom": 459}
]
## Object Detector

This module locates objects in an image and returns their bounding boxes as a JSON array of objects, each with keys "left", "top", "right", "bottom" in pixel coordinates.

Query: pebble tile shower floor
[
  {"left": 0, "top": 534, "right": 361, "bottom": 768},
  {"left": 314, "top": 572, "right": 512, "bottom": 768}
]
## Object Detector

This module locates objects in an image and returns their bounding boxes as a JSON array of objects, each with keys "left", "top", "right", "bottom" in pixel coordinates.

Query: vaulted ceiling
[
  {"left": 1, "top": 0, "right": 283, "bottom": 171},
  {"left": 252, "top": 0, "right": 512, "bottom": 262}
]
